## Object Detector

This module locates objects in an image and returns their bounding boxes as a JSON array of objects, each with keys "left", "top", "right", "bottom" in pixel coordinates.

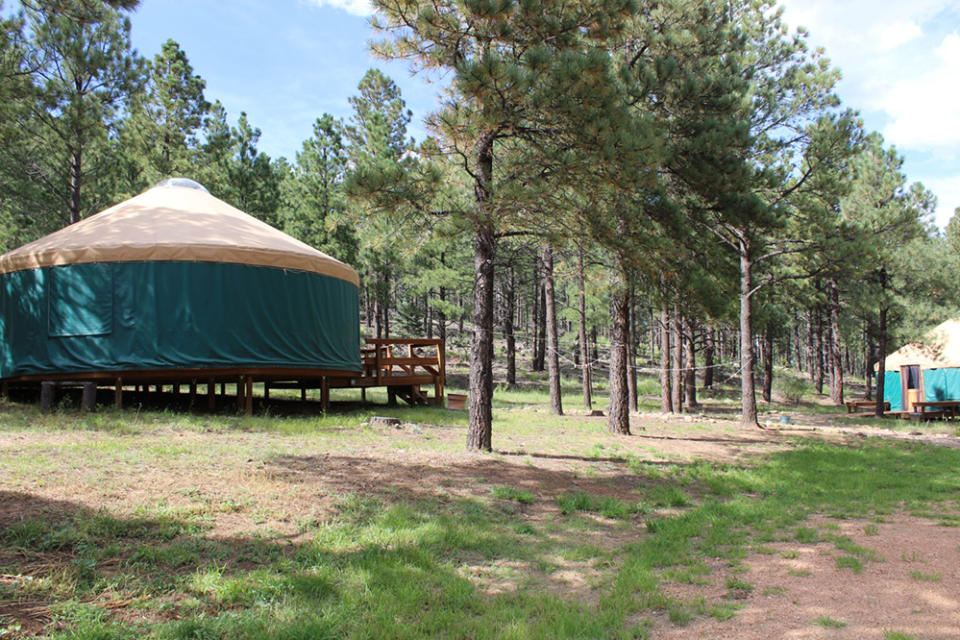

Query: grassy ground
[{"left": 1, "top": 370, "right": 959, "bottom": 639}]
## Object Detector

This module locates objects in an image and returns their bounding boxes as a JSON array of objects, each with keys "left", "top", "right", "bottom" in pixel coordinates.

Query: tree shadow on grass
[{"left": 0, "top": 475, "right": 648, "bottom": 640}]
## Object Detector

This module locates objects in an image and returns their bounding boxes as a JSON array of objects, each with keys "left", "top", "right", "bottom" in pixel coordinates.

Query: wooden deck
[{"left": 1, "top": 338, "right": 446, "bottom": 415}]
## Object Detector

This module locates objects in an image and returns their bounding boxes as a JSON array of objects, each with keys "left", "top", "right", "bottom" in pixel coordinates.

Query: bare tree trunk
[
  {"left": 828, "top": 280, "right": 844, "bottom": 406},
  {"left": 683, "top": 317, "right": 698, "bottom": 409},
  {"left": 608, "top": 264, "right": 631, "bottom": 435},
  {"left": 814, "top": 305, "right": 824, "bottom": 395},
  {"left": 591, "top": 326, "right": 598, "bottom": 369},
  {"left": 375, "top": 272, "right": 383, "bottom": 338},
  {"left": 383, "top": 267, "right": 391, "bottom": 339},
  {"left": 807, "top": 309, "right": 815, "bottom": 381},
  {"left": 761, "top": 325, "right": 774, "bottom": 403},
  {"left": 504, "top": 265, "right": 516, "bottom": 387},
  {"left": 875, "top": 305, "right": 888, "bottom": 417},
  {"left": 864, "top": 324, "right": 874, "bottom": 401},
  {"left": 627, "top": 290, "right": 638, "bottom": 413},
  {"left": 531, "top": 259, "right": 540, "bottom": 369},
  {"left": 659, "top": 307, "right": 672, "bottom": 412},
  {"left": 426, "top": 293, "right": 433, "bottom": 339},
  {"left": 542, "top": 245, "right": 562, "bottom": 415},
  {"left": 739, "top": 240, "right": 759, "bottom": 427},
  {"left": 535, "top": 279, "right": 546, "bottom": 372},
  {"left": 704, "top": 327, "right": 715, "bottom": 389},
  {"left": 466, "top": 133, "right": 496, "bottom": 452},
  {"left": 577, "top": 246, "right": 592, "bottom": 410},
  {"left": 438, "top": 253, "right": 447, "bottom": 343},
  {"left": 794, "top": 322, "right": 803, "bottom": 372},
  {"left": 69, "top": 146, "right": 83, "bottom": 224},
  {"left": 671, "top": 306, "right": 683, "bottom": 414}
]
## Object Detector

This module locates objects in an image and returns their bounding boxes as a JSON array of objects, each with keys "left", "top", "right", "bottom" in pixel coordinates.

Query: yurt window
[{"left": 47, "top": 264, "right": 113, "bottom": 337}]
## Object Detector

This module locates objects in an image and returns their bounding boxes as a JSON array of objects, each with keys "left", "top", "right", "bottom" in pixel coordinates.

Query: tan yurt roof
[
  {"left": 0, "top": 179, "right": 359, "bottom": 286},
  {"left": 881, "top": 318, "right": 960, "bottom": 371}
]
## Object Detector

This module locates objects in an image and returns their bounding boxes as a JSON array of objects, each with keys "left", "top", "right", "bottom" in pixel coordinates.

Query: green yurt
[
  {"left": 0, "top": 179, "right": 361, "bottom": 381},
  {"left": 878, "top": 318, "right": 960, "bottom": 412}
]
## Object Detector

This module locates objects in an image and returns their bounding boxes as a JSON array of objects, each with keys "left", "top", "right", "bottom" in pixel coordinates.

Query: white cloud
[
  {"left": 924, "top": 174, "right": 960, "bottom": 228},
  {"left": 305, "top": 0, "right": 373, "bottom": 17},
  {"left": 874, "top": 21, "right": 924, "bottom": 52},
  {"left": 881, "top": 32, "right": 960, "bottom": 151},
  {"left": 778, "top": 1, "right": 960, "bottom": 227}
]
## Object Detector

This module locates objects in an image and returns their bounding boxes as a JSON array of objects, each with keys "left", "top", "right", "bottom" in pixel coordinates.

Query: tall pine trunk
[
  {"left": 739, "top": 239, "right": 759, "bottom": 427},
  {"left": 577, "top": 246, "right": 592, "bottom": 410},
  {"left": 671, "top": 306, "right": 683, "bottom": 413},
  {"left": 828, "top": 280, "right": 844, "bottom": 405},
  {"left": 814, "top": 305, "right": 824, "bottom": 394},
  {"left": 627, "top": 290, "right": 638, "bottom": 413},
  {"left": 875, "top": 306, "right": 888, "bottom": 417},
  {"left": 69, "top": 146, "right": 83, "bottom": 224},
  {"left": 466, "top": 133, "right": 496, "bottom": 452},
  {"left": 504, "top": 265, "right": 516, "bottom": 387},
  {"left": 704, "top": 328, "right": 715, "bottom": 389},
  {"left": 608, "top": 262, "right": 631, "bottom": 434},
  {"left": 535, "top": 282, "right": 546, "bottom": 371},
  {"left": 761, "top": 325, "right": 773, "bottom": 403},
  {"left": 659, "top": 307, "right": 672, "bottom": 412},
  {"left": 683, "top": 317, "right": 697, "bottom": 408},
  {"left": 542, "top": 245, "right": 562, "bottom": 415}
]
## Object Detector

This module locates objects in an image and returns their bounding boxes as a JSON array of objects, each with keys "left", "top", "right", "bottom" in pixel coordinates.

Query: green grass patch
[
  {"left": 3, "top": 397, "right": 960, "bottom": 638},
  {"left": 909, "top": 570, "right": 942, "bottom": 581},
  {"left": 814, "top": 615, "right": 847, "bottom": 629},
  {"left": 836, "top": 556, "right": 864, "bottom": 573},
  {"left": 555, "top": 491, "right": 641, "bottom": 519},
  {"left": 883, "top": 632, "right": 916, "bottom": 640},
  {"left": 491, "top": 486, "right": 535, "bottom": 504}
]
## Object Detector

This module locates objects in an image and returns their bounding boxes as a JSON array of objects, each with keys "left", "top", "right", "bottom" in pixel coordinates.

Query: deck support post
[
  {"left": 237, "top": 377, "right": 244, "bottom": 413},
  {"left": 207, "top": 379, "right": 216, "bottom": 411},
  {"left": 245, "top": 376, "right": 254, "bottom": 416},
  {"left": 321, "top": 377, "right": 329, "bottom": 412},
  {"left": 40, "top": 381, "right": 55, "bottom": 412},
  {"left": 81, "top": 382, "right": 97, "bottom": 412},
  {"left": 114, "top": 377, "right": 123, "bottom": 410},
  {"left": 1, "top": 381, "right": 8, "bottom": 400}
]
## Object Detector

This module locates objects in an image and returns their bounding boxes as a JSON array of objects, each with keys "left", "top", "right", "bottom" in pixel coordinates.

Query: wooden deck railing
[{"left": 363, "top": 338, "right": 445, "bottom": 384}]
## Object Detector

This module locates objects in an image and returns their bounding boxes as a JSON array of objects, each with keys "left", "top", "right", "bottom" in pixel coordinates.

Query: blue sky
[
  {"left": 132, "top": 0, "right": 959, "bottom": 226},
  {"left": 129, "top": 0, "right": 440, "bottom": 160}
]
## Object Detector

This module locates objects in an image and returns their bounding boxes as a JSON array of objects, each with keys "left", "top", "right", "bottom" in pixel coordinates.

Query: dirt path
[{"left": 655, "top": 515, "right": 960, "bottom": 640}]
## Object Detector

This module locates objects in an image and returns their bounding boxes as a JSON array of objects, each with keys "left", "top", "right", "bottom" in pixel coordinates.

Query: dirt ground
[{"left": 2, "top": 409, "right": 959, "bottom": 638}]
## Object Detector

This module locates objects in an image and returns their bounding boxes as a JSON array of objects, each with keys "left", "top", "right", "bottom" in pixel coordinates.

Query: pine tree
[
  {"left": 282, "top": 113, "right": 358, "bottom": 263},
  {"left": 224, "top": 112, "right": 281, "bottom": 225},
  {"left": 18, "top": 0, "right": 144, "bottom": 225},
  {"left": 122, "top": 39, "right": 209, "bottom": 189},
  {"left": 370, "top": 0, "right": 646, "bottom": 450}
]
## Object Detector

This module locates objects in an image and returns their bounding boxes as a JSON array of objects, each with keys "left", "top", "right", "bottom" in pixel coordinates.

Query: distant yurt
[
  {"left": 0, "top": 179, "right": 361, "bottom": 383},
  {"left": 878, "top": 318, "right": 960, "bottom": 412}
]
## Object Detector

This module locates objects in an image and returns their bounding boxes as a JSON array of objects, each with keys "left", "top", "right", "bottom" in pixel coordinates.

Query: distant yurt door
[{"left": 900, "top": 364, "right": 923, "bottom": 412}]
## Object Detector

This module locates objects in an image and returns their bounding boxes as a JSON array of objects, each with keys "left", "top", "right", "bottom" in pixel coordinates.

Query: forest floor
[{"left": 0, "top": 373, "right": 958, "bottom": 639}]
